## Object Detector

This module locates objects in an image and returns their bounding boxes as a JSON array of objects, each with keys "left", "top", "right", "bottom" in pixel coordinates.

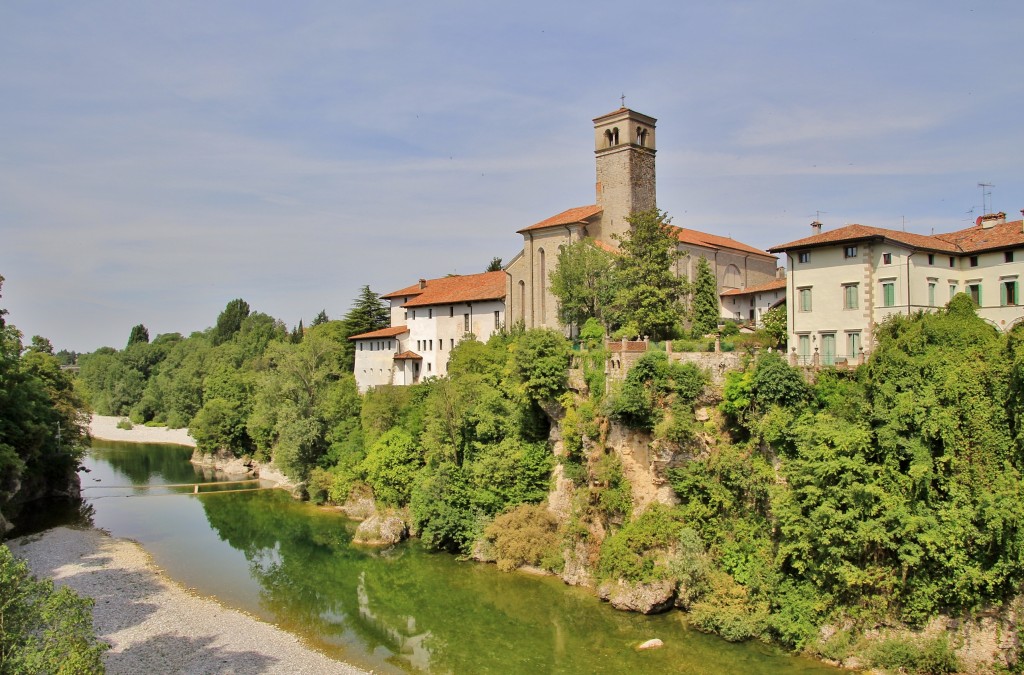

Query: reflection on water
[{"left": 63, "top": 441, "right": 839, "bottom": 673}]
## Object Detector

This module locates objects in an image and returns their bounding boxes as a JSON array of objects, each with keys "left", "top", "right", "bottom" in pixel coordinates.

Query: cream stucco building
[
  {"left": 349, "top": 271, "right": 506, "bottom": 392},
  {"left": 770, "top": 213, "right": 1024, "bottom": 365},
  {"left": 504, "top": 107, "right": 779, "bottom": 333}
]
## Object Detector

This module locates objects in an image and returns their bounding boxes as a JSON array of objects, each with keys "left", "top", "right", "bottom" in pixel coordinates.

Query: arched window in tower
[
  {"left": 539, "top": 247, "right": 547, "bottom": 323},
  {"left": 636, "top": 127, "right": 647, "bottom": 146},
  {"left": 605, "top": 127, "right": 620, "bottom": 147},
  {"left": 724, "top": 264, "right": 741, "bottom": 289},
  {"left": 518, "top": 280, "right": 526, "bottom": 323}
]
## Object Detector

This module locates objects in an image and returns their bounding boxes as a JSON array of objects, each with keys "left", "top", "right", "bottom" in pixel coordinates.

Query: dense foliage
[
  {"left": 690, "top": 256, "right": 719, "bottom": 337},
  {"left": 0, "top": 545, "right": 107, "bottom": 673}
]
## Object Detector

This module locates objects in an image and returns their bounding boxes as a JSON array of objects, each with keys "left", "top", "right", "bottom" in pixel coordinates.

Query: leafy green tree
[
  {"left": 213, "top": 298, "right": 251, "bottom": 346},
  {"left": 360, "top": 427, "right": 423, "bottom": 506},
  {"left": 691, "top": 256, "right": 719, "bottom": 337},
  {"left": 28, "top": 336, "right": 53, "bottom": 354},
  {"left": 0, "top": 545, "right": 107, "bottom": 673},
  {"left": 511, "top": 330, "right": 570, "bottom": 403},
  {"left": 486, "top": 257, "right": 503, "bottom": 272},
  {"left": 127, "top": 323, "right": 149, "bottom": 346},
  {"left": 311, "top": 310, "right": 329, "bottom": 327},
  {"left": 410, "top": 462, "right": 476, "bottom": 553},
  {"left": 760, "top": 303, "right": 787, "bottom": 348},
  {"left": 549, "top": 239, "right": 616, "bottom": 331},
  {"left": 609, "top": 209, "right": 688, "bottom": 339}
]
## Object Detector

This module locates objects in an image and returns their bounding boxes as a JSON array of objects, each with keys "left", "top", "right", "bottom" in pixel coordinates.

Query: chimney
[
  {"left": 418, "top": 278, "right": 427, "bottom": 289},
  {"left": 980, "top": 212, "right": 1006, "bottom": 229},
  {"left": 810, "top": 221, "right": 823, "bottom": 235}
]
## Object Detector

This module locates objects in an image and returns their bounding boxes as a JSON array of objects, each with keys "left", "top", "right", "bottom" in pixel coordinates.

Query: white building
[
  {"left": 349, "top": 271, "right": 506, "bottom": 392},
  {"left": 769, "top": 213, "right": 1024, "bottom": 365},
  {"left": 720, "top": 278, "right": 786, "bottom": 326}
]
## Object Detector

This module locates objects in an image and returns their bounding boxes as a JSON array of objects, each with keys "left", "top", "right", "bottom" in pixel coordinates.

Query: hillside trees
[
  {"left": 549, "top": 239, "right": 616, "bottom": 331},
  {"left": 691, "top": 256, "right": 719, "bottom": 337},
  {"left": 338, "top": 286, "right": 389, "bottom": 371}
]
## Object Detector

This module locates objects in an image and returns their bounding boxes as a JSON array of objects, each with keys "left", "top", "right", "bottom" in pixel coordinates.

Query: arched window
[
  {"left": 518, "top": 280, "right": 526, "bottom": 323},
  {"left": 724, "top": 264, "right": 741, "bottom": 289},
  {"left": 636, "top": 127, "right": 647, "bottom": 146},
  {"left": 604, "top": 127, "right": 620, "bottom": 147}
]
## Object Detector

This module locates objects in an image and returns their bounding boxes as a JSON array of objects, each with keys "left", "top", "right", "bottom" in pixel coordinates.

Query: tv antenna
[
  {"left": 978, "top": 182, "right": 994, "bottom": 215},
  {"left": 807, "top": 210, "right": 827, "bottom": 222}
]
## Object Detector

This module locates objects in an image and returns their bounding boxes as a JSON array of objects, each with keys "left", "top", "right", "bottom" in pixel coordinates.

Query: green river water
[{"left": 42, "top": 441, "right": 840, "bottom": 674}]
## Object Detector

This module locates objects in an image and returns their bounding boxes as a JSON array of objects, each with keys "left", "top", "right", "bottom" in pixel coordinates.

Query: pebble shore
[{"left": 6, "top": 415, "right": 369, "bottom": 674}]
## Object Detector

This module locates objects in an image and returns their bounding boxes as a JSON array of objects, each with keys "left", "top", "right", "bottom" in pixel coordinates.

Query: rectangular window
[
  {"left": 1007, "top": 251, "right": 1015, "bottom": 263},
  {"left": 928, "top": 254, "right": 935, "bottom": 265},
  {"left": 428, "top": 308, "right": 433, "bottom": 319},
  {"left": 1002, "top": 280, "right": 1018, "bottom": 306},
  {"left": 970, "top": 256, "right": 979, "bottom": 267},
  {"left": 882, "top": 281, "right": 895, "bottom": 307},
  {"left": 968, "top": 283, "right": 982, "bottom": 306},
  {"left": 429, "top": 340, "right": 433, "bottom": 350},
  {"left": 798, "top": 251, "right": 810, "bottom": 264},
  {"left": 882, "top": 252, "right": 892, "bottom": 264},
  {"left": 411, "top": 310, "right": 416, "bottom": 319},
  {"left": 949, "top": 283, "right": 957, "bottom": 299},
  {"left": 449, "top": 306, "right": 454, "bottom": 317},
  {"left": 847, "top": 332, "right": 861, "bottom": 358},
  {"left": 450, "top": 339, "right": 455, "bottom": 349},
  {"left": 798, "top": 287, "right": 812, "bottom": 312},
  {"left": 949, "top": 256, "right": 956, "bottom": 267},
  {"left": 494, "top": 310, "right": 500, "bottom": 329},
  {"left": 843, "top": 284, "right": 858, "bottom": 309},
  {"left": 464, "top": 314, "right": 470, "bottom": 332},
  {"left": 798, "top": 334, "right": 811, "bottom": 364},
  {"left": 404, "top": 310, "right": 408, "bottom": 320},
  {"left": 359, "top": 343, "right": 363, "bottom": 351},
  {"left": 427, "top": 363, "right": 432, "bottom": 372},
  {"left": 928, "top": 281, "right": 936, "bottom": 306},
  {"left": 844, "top": 246, "right": 857, "bottom": 258}
]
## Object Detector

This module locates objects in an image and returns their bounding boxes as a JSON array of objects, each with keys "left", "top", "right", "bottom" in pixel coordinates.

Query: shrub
[
  {"left": 116, "top": 417, "right": 133, "bottom": 430},
  {"left": 485, "top": 503, "right": 561, "bottom": 572},
  {"left": 592, "top": 452, "right": 632, "bottom": 520},
  {"left": 410, "top": 462, "right": 477, "bottom": 553},
  {"left": 598, "top": 504, "right": 684, "bottom": 582},
  {"left": 867, "top": 635, "right": 959, "bottom": 674},
  {"left": 360, "top": 427, "right": 423, "bottom": 506},
  {"left": 512, "top": 330, "right": 570, "bottom": 402},
  {"left": 688, "top": 569, "right": 767, "bottom": 642}
]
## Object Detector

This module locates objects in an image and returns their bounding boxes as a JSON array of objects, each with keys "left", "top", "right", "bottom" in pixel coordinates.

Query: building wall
[
  {"left": 353, "top": 335, "right": 404, "bottom": 392},
  {"left": 721, "top": 288, "right": 785, "bottom": 325},
  {"left": 592, "top": 148, "right": 656, "bottom": 243},
  {"left": 406, "top": 298, "right": 506, "bottom": 377},
  {"left": 508, "top": 227, "right": 578, "bottom": 332}
]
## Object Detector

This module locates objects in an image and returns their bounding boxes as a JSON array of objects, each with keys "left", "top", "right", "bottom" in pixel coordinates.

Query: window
[
  {"left": 411, "top": 310, "right": 416, "bottom": 319},
  {"left": 798, "top": 251, "right": 811, "bottom": 264},
  {"left": 847, "top": 332, "right": 861, "bottom": 358},
  {"left": 928, "top": 281, "right": 936, "bottom": 306},
  {"left": 843, "top": 284, "right": 858, "bottom": 309},
  {"left": 949, "top": 257, "right": 955, "bottom": 268},
  {"left": 928, "top": 254, "right": 935, "bottom": 265},
  {"left": 1002, "top": 280, "right": 1018, "bottom": 306},
  {"left": 882, "top": 252, "right": 892, "bottom": 264},
  {"left": 427, "top": 363, "right": 432, "bottom": 372},
  {"left": 359, "top": 343, "right": 363, "bottom": 351},
  {"left": 429, "top": 340, "right": 433, "bottom": 350},
  {"left": 844, "top": 246, "right": 858, "bottom": 258},
  {"left": 464, "top": 314, "right": 470, "bottom": 332},
  {"left": 450, "top": 339, "right": 455, "bottom": 349},
  {"left": 968, "top": 283, "right": 982, "bottom": 306},
  {"left": 949, "top": 283, "right": 957, "bottom": 300},
  {"left": 404, "top": 310, "right": 408, "bottom": 320},
  {"left": 798, "top": 287, "right": 812, "bottom": 312},
  {"left": 882, "top": 281, "right": 895, "bottom": 307},
  {"left": 450, "top": 306, "right": 454, "bottom": 317},
  {"left": 798, "top": 334, "right": 811, "bottom": 363},
  {"left": 494, "top": 310, "right": 500, "bottom": 329},
  {"left": 1007, "top": 251, "right": 1015, "bottom": 263},
  {"left": 428, "top": 308, "right": 433, "bottom": 319},
  {"left": 970, "top": 256, "right": 979, "bottom": 267}
]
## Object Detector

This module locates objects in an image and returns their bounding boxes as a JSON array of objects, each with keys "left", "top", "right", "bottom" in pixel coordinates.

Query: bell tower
[{"left": 591, "top": 107, "right": 657, "bottom": 243}]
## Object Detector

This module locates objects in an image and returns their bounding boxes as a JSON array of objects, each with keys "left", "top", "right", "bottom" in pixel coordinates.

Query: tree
[
  {"left": 339, "top": 286, "right": 389, "bottom": 371},
  {"left": 213, "top": 299, "right": 251, "bottom": 346},
  {"left": 691, "top": 256, "right": 719, "bottom": 337},
  {"left": 27, "top": 336, "right": 53, "bottom": 354},
  {"left": 0, "top": 545, "right": 107, "bottom": 673},
  {"left": 486, "top": 257, "right": 503, "bottom": 272},
  {"left": 311, "top": 310, "right": 329, "bottom": 327},
  {"left": 549, "top": 239, "right": 616, "bottom": 331},
  {"left": 761, "top": 303, "right": 787, "bottom": 348},
  {"left": 127, "top": 323, "right": 150, "bottom": 347},
  {"left": 609, "top": 209, "right": 688, "bottom": 339}
]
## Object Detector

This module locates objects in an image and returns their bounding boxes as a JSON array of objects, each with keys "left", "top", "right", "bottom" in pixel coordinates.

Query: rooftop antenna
[
  {"left": 807, "top": 210, "right": 827, "bottom": 222},
  {"left": 978, "top": 182, "right": 994, "bottom": 215}
]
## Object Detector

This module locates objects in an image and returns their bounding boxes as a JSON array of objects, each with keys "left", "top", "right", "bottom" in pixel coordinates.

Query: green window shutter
[{"left": 1001, "top": 282, "right": 1007, "bottom": 306}]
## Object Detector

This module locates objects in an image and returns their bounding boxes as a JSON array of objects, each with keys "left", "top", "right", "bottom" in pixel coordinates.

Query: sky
[{"left": 1, "top": 1, "right": 1022, "bottom": 352}]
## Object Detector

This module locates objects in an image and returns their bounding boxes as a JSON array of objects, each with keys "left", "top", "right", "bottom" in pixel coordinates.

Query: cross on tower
[{"left": 620, "top": 93, "right": 626, "bottom": 108}]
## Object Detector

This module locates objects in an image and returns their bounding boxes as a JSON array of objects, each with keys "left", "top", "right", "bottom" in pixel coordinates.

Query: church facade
[{"left": 505, "top": 107, "right": 780, "bottom": 334}]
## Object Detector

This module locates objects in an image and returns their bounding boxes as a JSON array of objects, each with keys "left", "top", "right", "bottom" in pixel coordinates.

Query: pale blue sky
[{"left": 2, "top": 1, "right": 1021, "bottom": 351}]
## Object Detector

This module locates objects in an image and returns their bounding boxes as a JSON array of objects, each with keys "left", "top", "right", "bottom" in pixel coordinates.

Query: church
[{"left": 504, "top": 106, "right": 780, "bottom": 333}]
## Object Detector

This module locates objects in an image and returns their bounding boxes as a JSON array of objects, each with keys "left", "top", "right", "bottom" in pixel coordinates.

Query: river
[{"left": 37, "top": 440, "right": 839, "bottom": 674}]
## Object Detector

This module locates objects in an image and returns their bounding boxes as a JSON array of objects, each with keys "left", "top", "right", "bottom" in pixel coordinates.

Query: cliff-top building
[{"left": 504, "top": 107, "right": 780, "bottom": 333}]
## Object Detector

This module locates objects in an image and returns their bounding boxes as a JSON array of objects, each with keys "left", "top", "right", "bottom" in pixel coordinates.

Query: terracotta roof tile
[
  {"left": 518, "top": 205, "right": 602, "bottom": 233},
  {"left": 381, "top": 283, "right": 425, "bottom": 300},
  {"left": 592, "top": 239, "right": 619, "bottom": 254},
  {"left": 770, "top": 220, "right": 1024, "bottom": 255},
  {"left": 720, "top": 279, "right": 787, "bottom": 296},
  {"left": 674, "top": 227, "right": 776, "bottom": 259},
  {"left": 397, "top": 271, "right": 506, "bottom": 308},
  {"left": 347, "top": 325, "right": 408, "bottom": 341},
  {"left": 393, "top": 351, "right": 422, "bottom": 360}
]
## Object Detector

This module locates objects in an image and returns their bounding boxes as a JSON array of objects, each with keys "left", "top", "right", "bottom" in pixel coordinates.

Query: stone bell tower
[{"left": 591, "top": 107, "right": 657, "bottom": 243}]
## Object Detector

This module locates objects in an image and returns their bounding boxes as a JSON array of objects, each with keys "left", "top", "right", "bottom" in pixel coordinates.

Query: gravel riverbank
[
  {"left": 9, "top": 527, "right": 368, "bottom": 674},
  {"left": 89, "top": 414, "right": 197, "bottom": 447}
]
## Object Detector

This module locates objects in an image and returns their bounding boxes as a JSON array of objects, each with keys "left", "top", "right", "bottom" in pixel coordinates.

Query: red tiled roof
[
  {"left": 347, "top": 325, "right": 408, "bottom": 341},
  {"left": 720, "top": 278, "right": 787, "bottom": 297},
  {"left": 770, "top": 220, "right": 1024, "bottom": 255},
  {"left": 936, "top": 219, "right": 1024, "bottom": 253},
  {"left": 398, "top": 271, "right": 506, "bottom": 308},
  {"left": 674, "top": 227, "right": 776, "bottom": 259},
  {"left": 518, "top": 205, "right": 602, "bottom": 233},
  {"left": 381, "top": 283, "right": 425, "bottom": 300},
  {"left": 393, "top": 351, "right": 422, "bottom": 360},
  {"left": 592, "top": 239, "right": 620, "bottom": 254}
]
